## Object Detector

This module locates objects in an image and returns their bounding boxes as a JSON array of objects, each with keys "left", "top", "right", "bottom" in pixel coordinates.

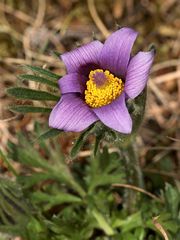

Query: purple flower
[{"left": 49, "top": 27, "right": 154, "bottom": 133}]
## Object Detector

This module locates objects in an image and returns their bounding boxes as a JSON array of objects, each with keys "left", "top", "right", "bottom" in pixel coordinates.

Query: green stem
[
  {"left": 122, "top": 142, "right": 144, "bottom": 189},
  {"left": 53, "top": 171, "right": 86, "bottom": 198},
  {"left": 120, "top": 140, "right": 144, "bottom": 214}
]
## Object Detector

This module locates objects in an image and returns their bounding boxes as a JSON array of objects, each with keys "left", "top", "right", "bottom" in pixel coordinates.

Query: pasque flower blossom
[{"left": 49, "top": 27, "right": 154, "bottom": 133}]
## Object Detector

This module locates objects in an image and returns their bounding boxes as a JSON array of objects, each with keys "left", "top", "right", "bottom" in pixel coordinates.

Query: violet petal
[
  {"left": 49, "top": 94, "right": 98, "bottom": 132},
  {"left": 93, "top": 93, "right": 132, "bottom": 134},
  {"left": 125, "top": 50, "right": 154, "bottom": 99},
  {"left": 58, "top": 73, "right": 86, "bottom": 94},
  {"left": 61, "top": 41, "right": 103, "bottom": 74},
  {"left": 99, "top": 27, "right": 138, "bottom": 78}
]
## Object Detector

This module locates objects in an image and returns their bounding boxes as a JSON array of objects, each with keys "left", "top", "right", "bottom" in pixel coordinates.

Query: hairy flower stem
[
  {"left": 122, "top": 89, "right": 146, "bottom": 187},
  {"left": 122, "top": 142, "right": 144, "bottom": 188},
  {"left": 121, "top": 142, "right": 144, "bottom": 213}
]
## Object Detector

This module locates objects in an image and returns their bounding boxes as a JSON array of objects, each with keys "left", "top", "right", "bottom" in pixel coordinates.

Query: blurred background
[{"left": 0, "top": 0, "right": 179, "bottom": 183}]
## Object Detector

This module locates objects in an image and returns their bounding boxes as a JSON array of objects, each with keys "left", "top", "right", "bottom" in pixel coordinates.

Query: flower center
[{"left": 85, "top": 69, "right": 124, "bottom": 108}]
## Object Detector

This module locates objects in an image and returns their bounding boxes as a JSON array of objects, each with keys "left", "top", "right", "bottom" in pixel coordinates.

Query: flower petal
[
  {"left": 125, "top": 50, "right": 154, "bottom": 99},
  {"left": 93, "top": 93, "right": 132, "bottom": 134},
  {"left": 49, "top": 94, "right": 98, "bottom": 132},
  {"left": 61, "top": 41, "right": 103, "bottom": 74},
  {"left": 99, "top": 27, "right": 138, "bottom": 77},
  {"left": 58, "top": 73, "right": 86, "bottom": 94}
]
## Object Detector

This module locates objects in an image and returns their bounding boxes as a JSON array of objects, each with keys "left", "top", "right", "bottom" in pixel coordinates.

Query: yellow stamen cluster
[{"left": 85, "top": 69, "right": 124, "bottom": 108}]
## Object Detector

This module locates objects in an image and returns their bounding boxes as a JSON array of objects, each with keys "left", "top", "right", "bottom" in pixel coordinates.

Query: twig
[
  {"left": 77, "top": 147, "right": 119, "bottom": 158},
  {"left": 152, "top": 150, "right": 170, "bottom": 164},
  {"left": 22, "top": 0, "right": 46, "bottom": 60},
  {"left": 0, "top": 57, "right": 32, "bottom": 65},
  {"left": 153, "top": 216, "right": 169, "bottom": 240},
  {"left": 112, "top": 183, "right": 163, "bottom": 202},
  {"left": 148, "top": 81, "right": 168, "bottom": 106},
  {"left": 59, "top": 7, "right": 84, "bottom": 36},
  {"left": 151, "top": 70, "right": 180, "bottom": 84},
  {"left": 0, "top": 2, "right": 33, "bottom": 24},
  {"left": 0, "top": 115, "right": 18, "bottom": 122},
  {"left": 143, "top": 168, "right": 180, "bottom": 180},
  {"left": 33, "top": 0, "right": 46, "bottom": 28},
  {"left": 22, "top": 29, "right": 32, "bottom": 61},
  {"left": 87, "top": 0, "right": 110, "bottom": 38},
  {"left": 148, "top": 145, "right": 180, "bottom": 150},
  {"left": 167, "top": 136, "right": 180, "bottom": 142},
  {"left": 1, "top": 54, "right": 63, "bottom": 67},
  {"left": 152, "top": 59, "right": 180, "bottom": 73},
  {"left": 0, "top": 24, "right": 22, "bottom": 41}
]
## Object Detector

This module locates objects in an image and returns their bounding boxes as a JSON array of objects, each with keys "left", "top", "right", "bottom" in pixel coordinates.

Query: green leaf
[
  {"left": 88, "top": 174, "right": 122, "bottom": 194},
  {"left": 162, "top": 220, "right": 179, "bottom": 234},
  {"left": 7, "top": 137, "right": 51, "bottom": 170},
  {"left": 31, "top": 192, "right": 82, "bottom": 210},
  {"left": 0, "top": 178, "right": 32, "bottom": 230},
  {"left": 24, "top": 65, "right": 60, "bottom": 80},
  {"left": 93, "top": 134, "right": 103, "bottom": 156},
  {"left": 7, "top": 87, "right": 59, "bottom": 101},
  {"left": 87, "top": 148, "right": 124, "bottom": 194},
  {"left": 0, "top": 225, "right": 27, "bottom": 239},
  {"left": 112, "top": 211, "right": 142, "bottom": 232},
  {"left": 121, "top": 232, "right": 138, "bottom": 240},
  {"left": 18, "top": 74, "right": 59, "bottom": 88},
  {"left": 37, "top": 128, "right": 62, "bottom": 141},
  {"left": 92, "top": 209, "right": 114, "bottom": 236},
  {"left": 9, "top": 105, "right": 52, "bottom": 113},
  {"left": 26, "top": 217, "right": 47, "bottom": 240},
  {"left": 17, "top": 173, "right": 55, "bottom": 189},
  {"left": 134, "top": 227, "right": 146, "bottom": 240},
  {"left": 12, "top": 147, "right": 51, "bottom": 169},
  {"left": 70, "top": 124, "right": 95, "bottom": 158},
  {"left": 164, "top": 183, "right": 180, "bottom": 219}
]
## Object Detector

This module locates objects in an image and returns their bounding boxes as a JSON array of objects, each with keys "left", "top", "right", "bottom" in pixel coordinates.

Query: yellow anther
[{"left": 85, "top": 69, "right": 124, "bottom": 108}]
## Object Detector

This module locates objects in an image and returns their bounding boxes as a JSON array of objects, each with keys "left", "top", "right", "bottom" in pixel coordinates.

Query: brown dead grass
[{"left": 0, "top": 0, "right": 179, "bottom": 194}]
